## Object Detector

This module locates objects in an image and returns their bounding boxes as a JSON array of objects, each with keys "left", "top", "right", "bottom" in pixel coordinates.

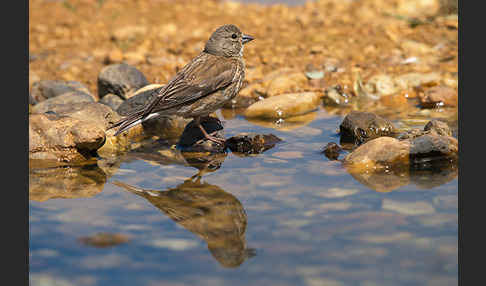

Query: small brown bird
[{"left": 109, "top": 24, "right": 254, "bottom": 144}]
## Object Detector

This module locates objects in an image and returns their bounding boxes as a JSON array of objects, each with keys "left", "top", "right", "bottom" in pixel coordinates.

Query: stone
[
  {"left": 264, "top": 72, "right": 308, "bottom": 97},
  {"left": 322, "top": 142, "right": 342, "bottom": 160},
  {"left": 29, "top": 113, "right": 106, "bottom": 163},
  {"left": 394, "top": 72, "right": 440, "bottom": 90},
  {"left": 323, "top": 85, "right": 353, "bottom": 106},
  {"left": 98, "top": 93, "right": 125, "bottom": 111},
  {"left": 116, "top": 84, "right": 164, "bottom": 114},
  {"left": 97, "top": 63, "right": 149, "bottom": 100},
  {"left": 339, "top": 111, "right": 396, "bottom": 145},
  {"left": 30, "top": 80, "right": 92, "bottom": 104},
  {"left": 409, "top": 133, "right": 458, "bottom": 163},
  {"left": 363, "top": 74, "right": 399, "bottom": 97},
  {"left": 423, "top": 119, "right": 452, "bottom": 136},
  {"left": 177, "top": 116, "right": 226, "bottom": 153},
  {"left": 419, "top": 85, "right": 458, "bottom": 108},
  {"left": 244, "top": 92, "right": 321, "bottom": 119},
  {"left": 30, "top": 91, "right": 94, "bottom": 114},
  {"left": 225, "top": 133, "right": 282, "bottom": 155},
  {"left": 344, "top": 137, "right": 410, "bottom": 172}
]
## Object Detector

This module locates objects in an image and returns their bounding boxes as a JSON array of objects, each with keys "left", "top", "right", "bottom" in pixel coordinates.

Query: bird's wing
[{"left": 140, "top": 53, "right": 239, "bottom": 118}]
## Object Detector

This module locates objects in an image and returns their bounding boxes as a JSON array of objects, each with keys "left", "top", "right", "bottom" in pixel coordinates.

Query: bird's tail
[
  {"left": 108, "top": 110, "right": 160, "bottom": 136},
  {"left": 112, "top": 181, "right": 161, "bottom": 197}
]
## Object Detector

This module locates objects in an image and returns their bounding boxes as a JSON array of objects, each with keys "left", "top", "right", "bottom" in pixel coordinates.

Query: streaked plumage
[{"left": 109, "top": 24, "right": 254, "bottom": 144}]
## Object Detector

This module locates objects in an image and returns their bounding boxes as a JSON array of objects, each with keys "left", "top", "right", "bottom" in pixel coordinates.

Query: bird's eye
[{"left": 231, "top": 33, "right": 237, "bottom": 39}]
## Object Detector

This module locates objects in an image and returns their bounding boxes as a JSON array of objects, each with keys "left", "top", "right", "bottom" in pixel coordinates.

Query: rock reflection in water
[
  {"left": 113, "top": 177, "right": 255, "bottom": 268},
  {"left": 346, "top": 160, "right": 458, "bottom": 192},
  {"left": 29, "top": 160, "right": 107, "bottom": 202}
]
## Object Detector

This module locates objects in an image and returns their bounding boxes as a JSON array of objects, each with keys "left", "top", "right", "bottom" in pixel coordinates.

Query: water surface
[{"left": 29, "top": 106, "right": 458, "bottom": 286}]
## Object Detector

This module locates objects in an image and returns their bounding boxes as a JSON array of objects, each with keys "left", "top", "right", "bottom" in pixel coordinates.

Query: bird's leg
[{"left": 194, "top": 116, "right": 226, "bottom": 145}]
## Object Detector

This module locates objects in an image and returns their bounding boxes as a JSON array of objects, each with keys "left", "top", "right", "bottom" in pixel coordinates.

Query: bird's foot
[{"left": 204, "top": 134, "right": 226, "bottom": 146}]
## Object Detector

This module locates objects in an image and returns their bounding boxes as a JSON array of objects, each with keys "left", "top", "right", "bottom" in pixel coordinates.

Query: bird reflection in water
[{"left": 113, "top": 153, "right": 256, "bottom": 268}]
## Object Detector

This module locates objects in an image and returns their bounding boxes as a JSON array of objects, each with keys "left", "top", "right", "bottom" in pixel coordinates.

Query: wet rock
[
  {"left": 419, "top": 85, "right": 458, "bottom": 108},
  {"left": 344, "top": 137, "right": 410, "bottom": 172},
  {"left": 97, "top": 63, "right": 149, "bottom": 100},
  {"left": 177, "top": 116, "right": 225, "bottom": 153},
  {"left": 397, "top": 128, "right": 428, "bottom": 140},
  {"left": 423, "top": 119, "right": 452, "bottom": 136},
  {"left": 30, "top": 91, "right": 94, "bottom": 114},
  {"left": 225, "top": 133, "right": 282, "bottom": 155},
  {"left": 30, "top": 80, "right": 92, "bottom": 104},
  {"left": 29, "top": 113, "right": 106, "bottom": 162},
  {"left": 116, "top": 84, "right": 191, "bottom": 142},
  {"left": 98, "top": 93, "right": 124, "bottom": 111},
  {"left": 29, "top": 162, "right": 106, "bottom": 201},
  {"left": 244, "top": 92, "right": 321, "bottom": 119},
  {"left": 323, "top": 85, "right": 353, "bottom": 106},
  {"left": 409, "top": 133, "right": 458, "bottom": 163},
  {"left": 78, "top": 233, "right": 130, "bottom": 248},
  {"left": 339, "top": 111, "right": 396, "bottom": 145},
  {"left": 321, "top": 142, "right": 343, "bottom": 160}
]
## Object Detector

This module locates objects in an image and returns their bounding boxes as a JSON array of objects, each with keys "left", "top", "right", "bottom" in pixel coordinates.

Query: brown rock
[
  {"left": 344, "top": 137, "right": 411, "bottom": 172},
  {"left": 419, "top": 85, "right": 458, "bottom": 108},
  {"left": 29, "top": 113, "right": 106, "bottom": 162},
  {"left": 265, "top": 72, "right": 308, "bottom": 97},
  {"left": 339, "top": 111, "right": 396, "bottom": 145},
  {"left": 423, "top": 119, "right": 452, "bottom": 136},
  {"left": 244, "top": 92, "right": 321, "bottom": 119}
]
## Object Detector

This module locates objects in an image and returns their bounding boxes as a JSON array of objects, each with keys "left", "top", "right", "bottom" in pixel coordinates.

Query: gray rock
[
  {"left": 30, "top": 91, "right": 94, "bottom": 114},
  {"left": 98, "top": 93, "right": 124, "bottom": 111},
  {"left": 409, "top": 134, "right": 458, "bottom": 163},
  {"left": 30, "top": 80, "right": 92, "bottom": 104},
  {"left": 97, "top": 63, "right": 149, "bottom": 100},
  {"left": 423, "top": 119, "right": 452, "bottom": 136},
  {"left": 35, "top": 102, "right": 121, "bottom": 131},
  {"left": 339, "top": 111, "right": 396, "bottom": 145},
  {"left": 116, "top": 84, "right": 163, "bottom": 115}
]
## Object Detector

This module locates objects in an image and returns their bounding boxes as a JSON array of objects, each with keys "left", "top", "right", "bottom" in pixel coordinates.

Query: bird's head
[{"left": 204, "top": 24, "right": 254, "bottom": 57}]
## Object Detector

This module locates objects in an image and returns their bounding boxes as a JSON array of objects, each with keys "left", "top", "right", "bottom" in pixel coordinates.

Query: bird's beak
[{"left": 242, "top": 34, "right": 254, "bottom": 44}]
